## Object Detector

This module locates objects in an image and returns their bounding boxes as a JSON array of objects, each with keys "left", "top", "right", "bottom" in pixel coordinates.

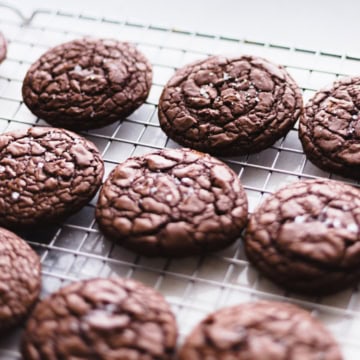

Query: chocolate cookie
[
  {"left": 0, "top": 32, "right": 6, "bottom": 64},
  {"left": 245, "top": 178, "right": 360, "bottom": 295},
  {"left": 21, "top": 277, "right": 177, "bottom": 360},
  {"left": 300, "top": 76, "right": 360, "bottom": 179},
  {"left": 179, "top": 301, "right": 342, "bottom": 360},
  {"left": 0, "top": 227, "right": 41, "bottom": 332},
  {"left": 158, "top": 55, "right": 303, "bottom": 155},
  {"left": 96, "top": 148, "right": 248, "bottom": 257},
  {"left": 0, "top": 126, "right": 104, "bottom": 227},
  {"left": 22, "top": 38, "right": 152, "bottom": 130}
]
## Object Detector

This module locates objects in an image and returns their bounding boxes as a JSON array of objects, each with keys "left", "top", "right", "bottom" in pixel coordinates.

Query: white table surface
[{"left": 4, "top": 0, "right": 360, "bottom": 56}]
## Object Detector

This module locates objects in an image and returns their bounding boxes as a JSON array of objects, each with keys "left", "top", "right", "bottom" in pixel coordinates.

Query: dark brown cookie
[
  {"left": 245, "top": 178, "right": 360, "bottom": 295},
  {"left": 22, "top": 38, "right": 152, "bottom": 130},
  {"left": 158, "top": 55, "right": 303, "bottom": 155},
  {"left": 179, "top": 301, "right": 342, "bottom": 360},
  {"left": 0, "top": 227, "right": 41, "bottom": 332},
  {"left": 0, "top": 32, "right": 6, "bottom": 64},
  {"left": 300, "top": 76, "right": 360, "bottom": 179},
  {"left": 21, "top": 277, "right": 177, "bottom": 360},
  {"left": 0, "top": 126, "right": 104, "bottom": 227},
  {"left": 96, "top": 148, "right": 248, "bottom": 257}
]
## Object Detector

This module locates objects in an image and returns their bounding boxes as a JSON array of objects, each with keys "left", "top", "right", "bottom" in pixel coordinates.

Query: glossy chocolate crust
[
  {"left": 22, "top": 277, "right": 177, "bottom": 360},
  {"left": 245, "top": 179, "right": 360, "bottom": 295},
  {"left": 300, "top": 76, "right": 360, "bottom": 179},
  {"left": 96, "top": 148, "right": 248, "bottom": 257},
  {"left": 159, "top": 55, "right": 303, "bottom": 155},
  {"left": 0, "top": 32, "right": 6, "bottom": 64},
  {"left": 0, "top": 126, "right": 104, "bottom": 227},
  {"left": 22, "top": 38, "right": 152, "bottom": 130},
  {"left": 179, "top": 301, "right": 342, "bottom": 360},
  {"left": 0, "top": 227, "right": 41, "bottom": 332}
]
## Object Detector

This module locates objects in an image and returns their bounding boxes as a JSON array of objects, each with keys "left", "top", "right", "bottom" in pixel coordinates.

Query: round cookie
[
  {"left": 22, "top": 38, "right": 152, "bottom": 130},
  {"left": 0, "top": 126, "right": 104, "bottom": 227},
  {"left": 0, "top": 227, "right": 41, "bottom": 332},
  {"left": 245, "top": 178, "right": 360, "bottom": 295},
  {"left": 300, "top": 76, "right": 360, "bottom": 179},
  {"left": 0, "top": 32, "right": 6, "bottom": 64},
  {"left": 96, "top": 148, "right": 248, "bottom": 257},
  {"left": 21, "top": 277, "right": 177, "bottom": 360},
  {"left": 179, "top": 301, "right": 342, "bottom": 360},
  {"left": 158, "top": 55, "right": 303, "bottom": 155}
]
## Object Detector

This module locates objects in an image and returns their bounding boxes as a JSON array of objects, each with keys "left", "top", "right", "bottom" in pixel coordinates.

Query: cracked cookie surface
[
  {"left": 96, "top": 148, "right": 248, "bottom": 257},
  {"left": 0, "top": 227, "right": 41, "bottom": 332},
  {"left": 0, "top": 126, "right": 104, "bottom": 227},
  {"left": 21, "top": 277, "right": 177, "bottom": 360},
  {"left": 300, "top": 76, "right": 360, "bottom": 179},
  {"left": 22, "top": 38, "right": 152, "bottom": 130},
  {"left": 0, "top": 32, "right": 6, "bottom": 64},
  {"left": 158, "top": 55, "right": 303, "bottom": 155},
  {"left": 179, "top": 301, "right": 342, "bottom": 360},
  {"left": 245, "top": 179, "right": 360, "bottom": 295}
]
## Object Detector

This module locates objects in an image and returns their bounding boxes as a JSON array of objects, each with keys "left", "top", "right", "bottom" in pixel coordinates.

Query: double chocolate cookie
[
  {"left": 300, "top": 76, "right": 360, "bottom": 179},
  {"left": 22, "top": 38, "right": 152, "bottom": 130},
  {"left": 0, "top": 227, "right": 41, "bottom": 332},
  {"left": 245, "top": 178, "right": 360, "bottom": 295},
  {"left": 179, "top": 301, "right": 342, "bottom": 360},
  {"left": 0, "top": 32, "right": 6, "bottom": 64},
  {"left": 96, "top": 148, "right": 248, "bottom": 257},
  {"left": 0, "top": 127, "right": 104, "bottom": 227},
  {"left": 21, "top": 277, "right": 177, "bottom": 360},
  {"left": 159, "top": 55, "right": 303, "bottom": 155}
]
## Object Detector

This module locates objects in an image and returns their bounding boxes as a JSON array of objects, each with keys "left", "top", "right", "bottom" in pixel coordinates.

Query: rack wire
[{"left": 1, "top": 4, "right": 360, "bottom": 359}]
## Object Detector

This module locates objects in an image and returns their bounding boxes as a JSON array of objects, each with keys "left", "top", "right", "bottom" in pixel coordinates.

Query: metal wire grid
[{"left": 1, "top": 5, "right": 360, "bottom": 359}]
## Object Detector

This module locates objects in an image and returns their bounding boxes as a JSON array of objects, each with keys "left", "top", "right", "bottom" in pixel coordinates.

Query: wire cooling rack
[{"left": 2, "top": 4, "right": 360, "bottom": 359}]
